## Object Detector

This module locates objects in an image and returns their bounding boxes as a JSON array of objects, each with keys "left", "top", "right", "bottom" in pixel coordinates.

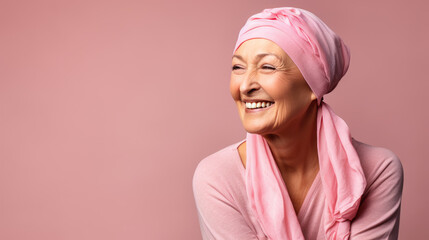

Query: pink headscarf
[{"left": 233, "top": 7, "right": 366, "bottom": 240}]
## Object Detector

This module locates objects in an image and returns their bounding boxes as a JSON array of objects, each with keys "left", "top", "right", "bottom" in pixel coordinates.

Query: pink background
[{"left": 0, "top": 0, "right": 427, "bottom": 239}]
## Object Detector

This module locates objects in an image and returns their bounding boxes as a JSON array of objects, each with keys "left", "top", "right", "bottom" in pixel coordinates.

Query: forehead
[{"left": 234, "top": 38, "right": 289, "bottom": 60}]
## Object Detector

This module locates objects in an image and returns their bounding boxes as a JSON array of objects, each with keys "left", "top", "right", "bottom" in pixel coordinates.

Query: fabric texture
[{"left": 233, "top": 7, "right": 366, "bottom": 240}]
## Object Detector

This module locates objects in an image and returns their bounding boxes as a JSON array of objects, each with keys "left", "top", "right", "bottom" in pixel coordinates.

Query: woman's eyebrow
[
  {"left": 232, "top": 53, "right": 281, "bottom": 61},
  {"left": 232, "top": 55, "right": 244, "bottom": 61},
  {"left": 255, "top": 53, "right": 281, "bottom": 61}
]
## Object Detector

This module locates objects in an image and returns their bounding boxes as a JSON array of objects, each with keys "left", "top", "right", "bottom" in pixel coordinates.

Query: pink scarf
[{"left": 234, "top": 7, "right": 367, "bottom": 240}]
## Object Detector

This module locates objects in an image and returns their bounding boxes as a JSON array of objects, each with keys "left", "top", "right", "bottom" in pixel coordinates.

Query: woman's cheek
[{"left": 229, "top": 77, "right": 241, "bottom": 101}]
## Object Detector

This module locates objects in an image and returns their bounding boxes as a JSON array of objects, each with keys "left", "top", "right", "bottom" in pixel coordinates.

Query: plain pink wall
[{"left": 0, "top": 0, "right": 427, "bottom": 239}]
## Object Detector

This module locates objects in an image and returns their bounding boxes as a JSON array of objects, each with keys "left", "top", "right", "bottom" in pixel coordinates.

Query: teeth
[{"left": 244, "top": 101, "right": 274, "bottom": 109}]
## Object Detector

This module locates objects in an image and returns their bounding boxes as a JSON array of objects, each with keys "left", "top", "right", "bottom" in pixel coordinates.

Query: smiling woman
[{"left": 192, "top": 7, "right": 403, "bottom": 240}]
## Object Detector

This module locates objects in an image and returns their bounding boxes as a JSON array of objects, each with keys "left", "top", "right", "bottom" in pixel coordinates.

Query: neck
[{"left": 263, "top": 100, "right": 319, "bottom": 176}]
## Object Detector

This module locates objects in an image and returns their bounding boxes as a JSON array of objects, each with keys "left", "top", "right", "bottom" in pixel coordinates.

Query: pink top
[{"left": 192, "top": 138, "right": 403, "bottom": 240}]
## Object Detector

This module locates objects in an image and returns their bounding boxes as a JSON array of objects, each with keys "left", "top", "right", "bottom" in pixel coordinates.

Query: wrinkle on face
[{"left": 230, "top": 38, "right": 316, "bottom": 135}]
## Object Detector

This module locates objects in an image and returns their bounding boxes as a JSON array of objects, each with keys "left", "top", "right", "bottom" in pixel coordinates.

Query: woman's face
[{"left": 230, "top": 38, "right": 317, "bottom": 135}]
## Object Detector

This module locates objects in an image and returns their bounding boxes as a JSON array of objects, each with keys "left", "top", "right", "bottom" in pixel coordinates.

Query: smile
[{"left": 244, "top": 101, "right": 274, "bottom": 109}]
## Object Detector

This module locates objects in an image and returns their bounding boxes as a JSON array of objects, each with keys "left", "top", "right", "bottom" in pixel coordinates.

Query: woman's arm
[
  {"left": 192, "top": 159, "right": 261, "bottom": 240},
  {"left": 350, "top": 151, "right": 404, "bottom": 240}
]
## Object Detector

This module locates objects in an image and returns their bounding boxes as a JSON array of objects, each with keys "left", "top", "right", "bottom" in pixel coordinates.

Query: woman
[{"left": 193, "top": 7, "right": 403, "bottom": 240}]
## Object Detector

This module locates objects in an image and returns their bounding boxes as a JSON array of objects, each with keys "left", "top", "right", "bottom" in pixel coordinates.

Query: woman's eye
[
  {"left": 232, "top": 65, "right": 243, "bottom": 70},
  {"left": 261, "top": 65, "right": 276, "bottom": 70}
]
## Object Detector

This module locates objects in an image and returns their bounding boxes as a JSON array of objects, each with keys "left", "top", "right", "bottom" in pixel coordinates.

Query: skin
[{"left": 230, "top": 38, "right": 320, "bottom": 214}]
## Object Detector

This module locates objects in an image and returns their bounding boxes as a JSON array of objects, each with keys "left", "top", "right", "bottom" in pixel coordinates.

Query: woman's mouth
[{"left": 244, "top": 101, "right": 275, "bottom": 110}]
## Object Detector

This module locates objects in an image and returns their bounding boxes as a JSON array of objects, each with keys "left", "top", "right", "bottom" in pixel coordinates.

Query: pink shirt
[{"left": 192, "top": 138, "right": 403, "bottom": 240}]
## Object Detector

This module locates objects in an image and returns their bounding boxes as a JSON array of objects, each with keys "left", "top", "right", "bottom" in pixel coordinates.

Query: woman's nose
[{"left": 239, "top": 71, "right": 260, "bottom": 95}]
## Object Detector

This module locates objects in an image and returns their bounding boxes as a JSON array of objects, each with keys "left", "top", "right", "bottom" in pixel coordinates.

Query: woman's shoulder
[
  {"left": 193, "top": 140, "right": 245, "bottom": 187},
  {"left": 350, "top": 138, "right": 403, "bottom": 238},
  {"left": 351, "top": 138, "right": 404, "bottom": 191},
  {"left": 192, "top": 140, "right": 247, "bottom": 206}
]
